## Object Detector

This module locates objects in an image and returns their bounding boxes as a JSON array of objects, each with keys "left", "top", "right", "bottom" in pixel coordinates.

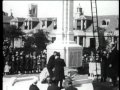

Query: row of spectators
[{"left": 3, "top": 41, "right": 47, "bottom": 75}]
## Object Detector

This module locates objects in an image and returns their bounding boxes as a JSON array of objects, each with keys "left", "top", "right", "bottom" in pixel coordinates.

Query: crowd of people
[
  {"left": 3, "top": 39, "right": 119, "bottom": 89},
  {"left": 3, "top": 42, "right": 47, "bottom": 75},
  {"left": 82, "top": 43, "right": 119, "bottom": 87}
]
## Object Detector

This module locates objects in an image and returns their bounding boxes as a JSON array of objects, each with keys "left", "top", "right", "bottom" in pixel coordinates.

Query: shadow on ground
[{"left": 93, "top": 81, "right": 119, "bottom": 90}]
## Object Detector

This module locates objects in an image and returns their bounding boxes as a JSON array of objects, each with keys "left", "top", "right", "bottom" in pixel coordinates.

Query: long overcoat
[
  {"left": 107, "top": 48, "right": 119, "bottom": 77},
  {"left": 47, "top": 55, "right": 55, "bottom": 69},
  {"left": 54, "top": 58, "right": 66, "bottom": 81}
]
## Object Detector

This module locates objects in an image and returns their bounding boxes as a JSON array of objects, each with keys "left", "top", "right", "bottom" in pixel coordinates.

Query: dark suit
[
  {"left": 54, "top": 58, "right": 66, "bottom": 88},
  {"left": 29, "top": 84, "right": 39, "bottom": 90},
  {"left": 47, "top": 55, "right": 55, "bottom": 79},
  {"left": 47, "top": 84, "right": 60, "bottom": 90},
  {"left": 101, "top": 53, "right": 108, "bottom": 82},
  {"left": 108, "top": 48, "right": 119, "bottom": 86}
]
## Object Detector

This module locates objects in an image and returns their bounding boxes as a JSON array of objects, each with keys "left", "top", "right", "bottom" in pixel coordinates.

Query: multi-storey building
[{"left": 3, "top": 4, "right": 119, "bottom": 49}]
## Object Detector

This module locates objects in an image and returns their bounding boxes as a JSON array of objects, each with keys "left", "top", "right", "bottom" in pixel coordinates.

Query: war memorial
[{"left": 3, "top": 0, "right": 94, "bottom": 90}]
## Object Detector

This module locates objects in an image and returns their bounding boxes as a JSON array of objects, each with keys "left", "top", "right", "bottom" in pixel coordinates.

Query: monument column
[{"left": 47, "top": 0, "right": 83, "bottom": 67}]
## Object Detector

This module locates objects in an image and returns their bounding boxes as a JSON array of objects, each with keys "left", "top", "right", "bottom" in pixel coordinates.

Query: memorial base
[{"left": 47, "top": 41, "right": 83, "bottom": 67}]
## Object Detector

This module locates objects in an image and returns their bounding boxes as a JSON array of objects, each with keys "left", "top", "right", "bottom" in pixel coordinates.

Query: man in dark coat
[
  {"left": 47, "top": 51, "right": 57, "bottom": 80},
  {"left": 25, "top": 54, "right": 30, "bottom": 74},
  {"left": 101, "top": 50, "right": 108, "bottom": 82},
  {"left": 11, "top": 55, "right": 15, "bottom": 74},
  {"left": 108, "top": 45, "right": 119, "bottom": 87},
  {"left": 15, "top": 51, "right": 19, "bottom": 74},
  {"left": 19, "top": 51, "right": 25, "bottom": 74},
  {"left": 54, "top": 52, "right": 66, "bottom": 89}
]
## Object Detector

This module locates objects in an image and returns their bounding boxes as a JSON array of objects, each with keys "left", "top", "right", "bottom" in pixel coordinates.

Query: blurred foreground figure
[
  {"left": 29, "top": 77, "right": 39, "bottom": 90},
  {"left": 65, "top": 79, "right": 77, "bottom": 90},
  {"left": 39, "top": 67, "right": 49, "bottom": 83},
  {"left": 47, "top": 79, "right": 60, "bottom": 90}
]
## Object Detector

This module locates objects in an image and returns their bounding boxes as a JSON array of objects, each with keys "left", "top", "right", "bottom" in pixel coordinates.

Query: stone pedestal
[{"left": 47, "top": 42, "right": 83, "bottom": 67}]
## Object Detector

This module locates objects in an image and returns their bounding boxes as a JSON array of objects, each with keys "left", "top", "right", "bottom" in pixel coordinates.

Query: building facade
[{"left": 3, "top": 4, "right": 119, "bottom": 49}]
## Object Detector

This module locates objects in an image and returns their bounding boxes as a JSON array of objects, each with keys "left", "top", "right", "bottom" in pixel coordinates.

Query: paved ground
[{"left": 2, "top": 74, "right": 119, "bottom": 90}]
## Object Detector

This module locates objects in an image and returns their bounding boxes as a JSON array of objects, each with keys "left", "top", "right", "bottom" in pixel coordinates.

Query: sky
[{"left": 3, "top": 0, "right": 119, "bottom": 18}]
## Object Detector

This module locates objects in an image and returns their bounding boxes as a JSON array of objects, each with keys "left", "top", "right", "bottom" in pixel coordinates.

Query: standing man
[
  {"left": 19, "top": 51, "right": 25, "bottom": 74},
  {"left": 54, "top": 52, "right": 66, "bottom": 89},
  {"left": 37, "top": 55, "right": 41, "bottom": 73},
  {"left": 101, "top": 50, "right": 108, "bottom": 82},
  {"left": 47, "top": 51, "right": 57, "bottom": 80},
  {"left": 11, "top": 55, "right": 15, "bottom": 74},
  {"left": 32, "top": 52, "right": 37, "bottom": 73},
  {"left": 15, "top": 51, "right": 19, "bottom": 74},
  {"left": 108, "top": 44, "right": 119, "bottom": 87},
  {"left": 41, "top": 53, "right": 46, "bottom": 70},
  {"left": 25, "top": 54, "right": 30, "bottom": 74}
]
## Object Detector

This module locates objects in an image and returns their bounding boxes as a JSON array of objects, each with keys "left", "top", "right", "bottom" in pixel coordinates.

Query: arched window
[{"left": 102, "top": 20, "right": 106, "bottom": 25}]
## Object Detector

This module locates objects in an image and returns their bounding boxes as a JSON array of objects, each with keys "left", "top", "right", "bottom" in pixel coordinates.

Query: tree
[
  {"left": 24, "top": 36, "right": 35, "bottom": 54},
  {"left": 3, "top": 25, "right": 25, "bottom": 48},
  {"left": 33, "top": 29, "right": 49, "bottom": 51},
  {"left": 23, "top": 29, "right": 50, "bottom": 54}
]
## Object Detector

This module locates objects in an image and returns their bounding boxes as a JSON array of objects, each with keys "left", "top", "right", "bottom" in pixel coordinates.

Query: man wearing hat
[
  {"left": 54, "top": 52, "right": 66, "bottom": 89},
  {"left": 47, "top": 51, "right": 57, "bottom": 80},
  {"left": 107, "top": 44, "right": 119, "bottom": 87}
]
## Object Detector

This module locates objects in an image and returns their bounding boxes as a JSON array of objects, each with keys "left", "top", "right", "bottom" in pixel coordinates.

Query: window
[
  {"left": 42, "top": 20, "right": 45, "bottom": 27},
  {"left": 102, "top": 19, "right": 110, "bottom": 26},
  {"left": 53, "top": 20, "right": 57, "bottom": 29},
  {"left": 90, "top": 38, "right": 96, "bottom": 48},
  {"left": 29, "top": 21, "right": 31, "bottom": 29},
  {"left": 79, "top": 37, "right": 83, "bottom": 46},
  {"left": 52, "top": 37, "right": 56, "bottom": 43},
  {"left": 83, "top": 20, "right": 86, "bottom": 30},
  {"left": 25, "top": 21, "right": 28, "bottom": 29},
  {"left": 102, "top": 20, "right": 106, "bottom": 25},
  {"left": 47, "top": 21, "right": 52, "bottom": 27},
  {"left": 74, "top": 36, "right": 77, "bottom": 44},
  {"left": 77, "top": 20, "right": 81, "bottom": 30},
  {"left": 107, "top": 21, "right": 109, "bottom": 25}
]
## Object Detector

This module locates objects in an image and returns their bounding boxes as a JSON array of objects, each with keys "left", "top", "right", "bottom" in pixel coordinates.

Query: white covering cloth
[{"left": 39, "top": 67, "right": 49, "bottom": 83}]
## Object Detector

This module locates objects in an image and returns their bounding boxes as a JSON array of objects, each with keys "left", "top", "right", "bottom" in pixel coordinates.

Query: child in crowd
[{"left": 4, "top": 62, "right": 11, "bottom": 75}]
